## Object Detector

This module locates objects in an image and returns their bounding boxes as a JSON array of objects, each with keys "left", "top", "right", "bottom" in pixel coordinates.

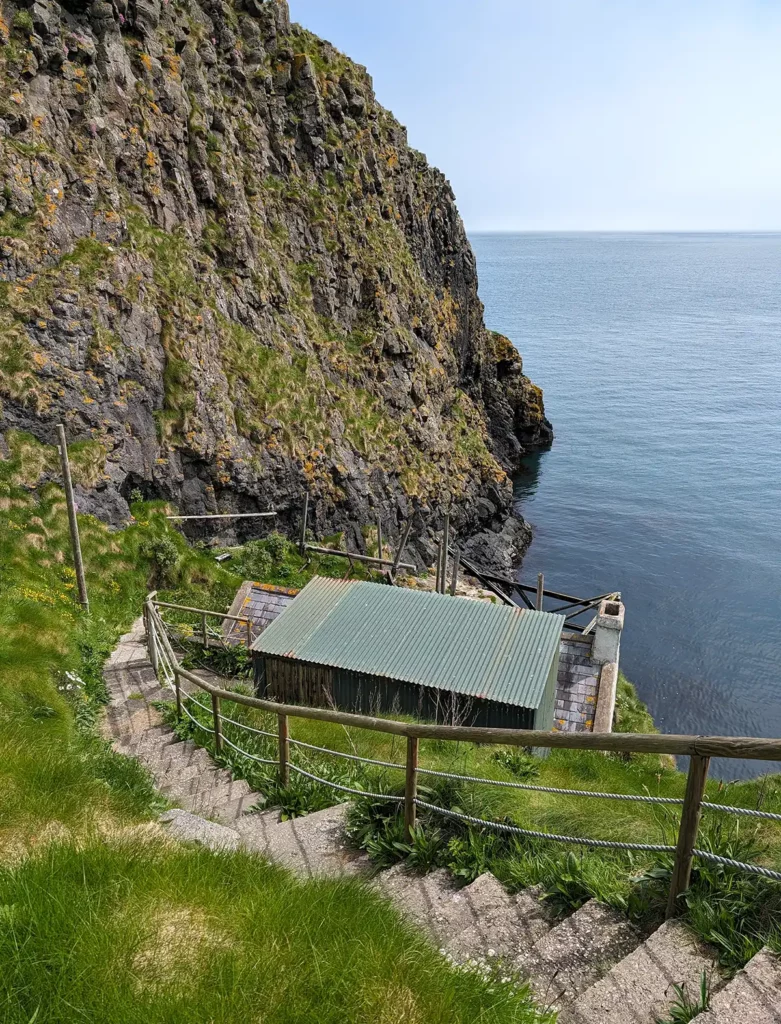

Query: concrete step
[
  {"left": 560, "top": 920, "right": 723, "bottom": 1024},
  {"left": 159, "top": 809, "right": 240, "bottom": 852},
  {"left": 236, "top": 807, "right": 284, "bottom": 853},
  {"left": 375, "top": 866, "right": 479, "bottom": 944},
  {"left": 213, "top": 791, "right": 262, "bottom": 824},
  {"left": 254, "top": 803, "right": 368, "bottom": 878},
  {"left": 444, "top": 873, "right": 552, "bottom": 962},
  {"left": 515, "top": 885, "right": 558, "bottom": 947},
  {"left": 115, "top": 725, "right": 178, "bottom": 757},
  {"left": 689, "top": 948, "right": 781, "bottom": 1024},
  {"left": 187, "top": 778, "right": 253, "bottom": 817},
  {"left": 518, "top": 899, "right": 642, "bottom": 1008}
]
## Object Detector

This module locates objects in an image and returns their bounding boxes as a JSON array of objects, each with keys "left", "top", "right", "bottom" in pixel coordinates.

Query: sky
[{"left": 289, "top": 1, "right": 781, "bottom": 231}]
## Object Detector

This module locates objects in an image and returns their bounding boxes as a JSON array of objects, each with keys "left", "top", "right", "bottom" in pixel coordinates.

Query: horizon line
[{"left": 466, "top": 228, "right": 781, "bottom": 235}]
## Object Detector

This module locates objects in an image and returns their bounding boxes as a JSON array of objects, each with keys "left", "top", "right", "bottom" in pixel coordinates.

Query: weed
[{"left": 655, "top": 972, "right": 710, "bottom": 1023}]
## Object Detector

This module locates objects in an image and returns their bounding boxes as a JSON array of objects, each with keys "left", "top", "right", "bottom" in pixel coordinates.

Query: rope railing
[{"left": 145, "top": 595, "right": 781, "bottom": 917}]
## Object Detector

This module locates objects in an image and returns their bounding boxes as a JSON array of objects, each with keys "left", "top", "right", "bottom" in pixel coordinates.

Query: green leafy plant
[
  {"left": 141, "top": 535, "right": 181, "bottom": 587},
  {"left": 655, "top": 973, "right": 710, "bottom": 1024},
  {"left": 492, "top": 748, "right": 540, "bottom": 780}
]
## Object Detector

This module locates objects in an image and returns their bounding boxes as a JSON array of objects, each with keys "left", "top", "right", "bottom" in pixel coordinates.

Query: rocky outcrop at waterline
[{"left": 0, "top": 0, "right": 551, "bottom": 565}]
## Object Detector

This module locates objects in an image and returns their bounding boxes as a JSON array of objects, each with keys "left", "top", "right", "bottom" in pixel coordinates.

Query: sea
[{"left": 470, "top": 232, "right": 781, "bottom": 779}]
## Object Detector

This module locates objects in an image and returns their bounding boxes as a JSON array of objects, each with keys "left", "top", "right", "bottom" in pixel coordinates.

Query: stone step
[
  {"left": 444, "top": 873, "right": 552, "bottom": 962},
  {"left": 104, "top": 703, "right": 164, "bottom": 738},
  {"left": 514, "top": 885, "right": 558, "bottom": 947},
  {"left": 213, "top": 791, "right": 262, "bottom": 824},
  {"left": 187, "top": 778, "right": 253, "bottom": 817},
  {"left": 252, "top": 803, "right": 368, "bottom": 878},
  {"left": 159, "top": 809, "right": 240, "bottom": 852},
  {"left": 560, "top": 919, "right": 723, "bottom": 1024},
  {"left": 236, "top": 808, "right": 284, "bottom": 853},
  {"left": 518, "top": 899, "right": 642, "bottom": 1008},
  {"left": 375, "top": 866, "right": 478, "bottom": 943},
  {"left": 689, "top": 947, "right": 781, "bottom": 1024},
  {"left": 115, "top": 725, "right": 178, "bottom": 756}
]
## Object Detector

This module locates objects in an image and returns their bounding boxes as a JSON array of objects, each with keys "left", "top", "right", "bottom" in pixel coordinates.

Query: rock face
[{"left": 0, "top": 0, "right": 551, "bottom": 564}]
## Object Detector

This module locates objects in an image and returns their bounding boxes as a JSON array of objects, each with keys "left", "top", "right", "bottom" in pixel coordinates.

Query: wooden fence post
[
  {"left": 666, "top": 754, "right": 710, "bottom": 918},
  {"left": 440, "top": 513, "right": 450, "bottom": 594},
  {"left": 376, "top": 514, "right": 383, "bottom": 562},
  {"left": 201, "top": 612, "right": 208, "bottom": 648},
  {"left": 404, "top": 735, "right": 418, "bottom": 841},
  {"left": 56, "top": 424, "right": 89, "bottom": 612},
  {"left": 278, "top": 713, "right": 289, "bottom": 786},
  {"left": 245, "top": 618, "right": 252, "bottom": 649},
  {"left": 449, "top": 546, "right": 461, "bottom": 596},
  {"left": 174, "top": 669, "right": 182, "bottom": 720},
  {"left": 148, "top": 610, "right": 159, "bottom": 676},
  {"left": 211, "top": 693, "right": 223, "bottom": 753},
  {"left": 299, "top": 492, "right": 309, "bottom": 554},
  {"left": 536, "top": 572, "right": 545, "bottom": 610},
  {"left": 390, "top": 519, "right": 413, "bottom": 582}
]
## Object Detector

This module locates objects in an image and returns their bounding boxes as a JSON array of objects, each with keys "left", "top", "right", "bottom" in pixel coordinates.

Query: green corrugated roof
[{"left": 252, "top": 577, "right": 564, "bottom": 710}]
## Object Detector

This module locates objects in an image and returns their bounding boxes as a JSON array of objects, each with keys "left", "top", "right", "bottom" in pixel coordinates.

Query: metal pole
[
  {"left": 211, "top": 693, "right": 223, "bottom": 753},
  {"left": 536, "top": 572, "right": 544, "bottom": 611},
  {"left": 299, "top": 492, "right": 309, "bottom": 554},
  {"left": 449, "top": 546, "right": 461, "bottom": 596},
  {"left": 666, "top": 754, "right": 710, "bottom": 919},
  {"left": 278, "top": 713, "right": 290, "bottom": 786},
  {"left": 56, "top": 424, "right": 89, "bottom": 612},
  {"left": 404, "top": 735, "right": 418, "bottom": 841}
]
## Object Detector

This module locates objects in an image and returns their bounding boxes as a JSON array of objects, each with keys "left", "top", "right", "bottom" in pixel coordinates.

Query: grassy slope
[
  {"left": 0, "top": 433, "right": 549, "bottom": 1023},
  {"left": 0, "top": 842, "right": 548, "bottom": 1024}
]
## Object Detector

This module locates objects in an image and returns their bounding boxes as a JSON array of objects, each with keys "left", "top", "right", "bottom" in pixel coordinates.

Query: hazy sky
[{"left": 289, "top": 1, "right": 781, "bottom": 231}]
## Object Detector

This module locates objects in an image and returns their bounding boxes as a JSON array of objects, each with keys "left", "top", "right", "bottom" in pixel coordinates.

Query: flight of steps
[{"left": 104, "top": 620, "right": 781, "bottom": 1023}]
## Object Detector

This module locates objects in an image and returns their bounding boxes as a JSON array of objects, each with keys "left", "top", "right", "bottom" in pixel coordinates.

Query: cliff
[{"left": 0, "top": 0, "right": 551, "bottom": 565}]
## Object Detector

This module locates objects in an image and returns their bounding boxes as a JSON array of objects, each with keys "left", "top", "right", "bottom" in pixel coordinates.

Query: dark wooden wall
[{"left": 253, "top": 655, "right": 535, "bottom": 730}]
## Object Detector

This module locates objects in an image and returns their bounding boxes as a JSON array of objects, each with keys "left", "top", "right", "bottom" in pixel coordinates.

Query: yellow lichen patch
[{"left": 130, "top": 903, "right": 233, "bottom": 992}]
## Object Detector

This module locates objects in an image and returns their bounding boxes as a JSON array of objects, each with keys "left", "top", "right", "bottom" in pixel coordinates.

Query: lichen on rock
[{"left": 0, "top": 0, "right": 551, "bottom": 566}]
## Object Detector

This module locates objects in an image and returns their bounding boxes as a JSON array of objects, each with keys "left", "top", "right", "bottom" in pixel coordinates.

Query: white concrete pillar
[{"left": 592, "top": 598, "right": 624, "bottom": 666}]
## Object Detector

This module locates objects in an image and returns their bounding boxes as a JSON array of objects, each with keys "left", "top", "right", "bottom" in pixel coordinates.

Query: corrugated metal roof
[{"left": 252, "top": 577, "right": 564, "bottom": 710}]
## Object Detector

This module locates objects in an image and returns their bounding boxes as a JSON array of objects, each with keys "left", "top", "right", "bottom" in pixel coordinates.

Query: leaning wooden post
[
  {"left": 440, "top": 513, "right": 450, "bottom": 594},
  {"left": 173, "top": 668, "right": 183, "bottom": 720},
  {"left": 449, "top": 546, "right": 461, "bottom": 596},
  {"left": 201, "top": 612, "right": 208, "bottom": 648},
  {"left": 390, "top": 519, "right": 413, "bottom": 582},
  {"left": 211, "top": 693, "right": 223, "bottom": 753},
  {"left": 666, "top": 754, "right": 710, "bottom": 919},
  {"left": 147, "top": 609, "right": 159, "bottom": 676},
  {"left": 536, "top": 572, "right": 545, "bottom": 611},
  {"left": 56, "top": 424, "right": 89, "bottom": 612},
  {"left": 299, "top": 492, "right": 309, "bottom": 554},
  {"left": 278, "top": 713, "right": 290, "bottom": 787},
  {"left": 404, "top": 735, "right": 419, "bottom": 841}
]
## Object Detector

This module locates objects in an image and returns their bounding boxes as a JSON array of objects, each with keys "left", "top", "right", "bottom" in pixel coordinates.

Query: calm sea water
[{"left": 470, "top": 232, "right": 781, "bottom": 779}]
